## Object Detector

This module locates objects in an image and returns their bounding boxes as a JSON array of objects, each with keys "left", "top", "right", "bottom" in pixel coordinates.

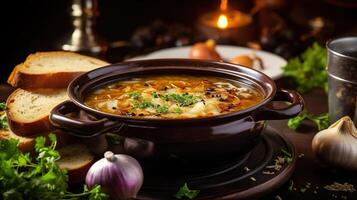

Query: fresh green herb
[
  {"left": 300, "top": 182, "right": 312, "bottom": 193},
  {"left": 152, "top": 92, "right": 159, "bottom": 98},
  {"left": 162, "top": 93, "right": 201, "bottom": 106},
  {"left": 275, "top": 195, "right": 283, "bottom": 200},
  {"left": 281, "top": 149, "right": 293, "bottom": 164},
  {"left": 288, "top": 112, "right": 330, "bottom": 131},
  {"left": 128, "top": 91, "right": 141, "bottom": 99},
  {"left": 0, "top": 114, "right": 8, "bottom": 130},
  {"left": 283, "top": 42, "right": 327, "bottom": 93},
  {"left": 155, "top": 105, "right": 169, "bottom": 114},
  {"left": 173, "top": 107, "right": 183, "bottom": 114},
  {"left": 0, "top": 102, "right": 6, "bottom": 111},
  {"left": 0, "top": 102, "right": 8, "bottom": 130},
  {"left": 134, "top": 101, "right": 154, "bottom": 109},
  {"left": 105, "top": 133, "right": 125, "bottom": 145},
  {"left": 288, "top": 180, "right": 294, "bottom": 191},
  {"left": 174, "top": 183, "right": 200, "bottom": 199},
  {"left": 0, "top": 133, "right": 107, "bottom": 200}
]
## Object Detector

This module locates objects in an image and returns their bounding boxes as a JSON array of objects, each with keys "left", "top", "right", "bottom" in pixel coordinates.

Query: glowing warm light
[
  {"left": 220, "top": 0, "right": 228, "bottom": 11},
  {"left": 217, "top": 14, "right": 228, "bottom": 29}
]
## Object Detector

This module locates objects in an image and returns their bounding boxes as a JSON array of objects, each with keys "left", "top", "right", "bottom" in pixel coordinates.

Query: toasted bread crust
[
  {"left": 7, "top": 51, "right": 109, "bottom": 89},
  {"left": 57, "top": 143, "right": 95, "bottom": 184},
  {"left": 6, "top": 114, "right": 54, "bottom": 137},
  {"left": 8, "top": 71, "right": 84, "bottom": 89},
  {"left": 0, "top": 129, "right": 36, "bottom": 152},
  {"left": 5, "top": 88, "right": 66, "bottom": 136},
  {"left": 67, "top": 159, "right": 94, "bottom": 184},
  {"left": 0, "top": 129, "right": 78, "bottom": 153}
]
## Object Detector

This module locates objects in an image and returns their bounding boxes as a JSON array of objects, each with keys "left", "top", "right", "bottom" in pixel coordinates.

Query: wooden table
[{"left": 1, "top": 82, "right": 356, "bottom": 200}]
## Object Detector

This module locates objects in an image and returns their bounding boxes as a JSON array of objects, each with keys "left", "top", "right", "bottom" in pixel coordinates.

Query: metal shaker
[{"left": 326, "top": 37, "right": 357, "bottom": 124}]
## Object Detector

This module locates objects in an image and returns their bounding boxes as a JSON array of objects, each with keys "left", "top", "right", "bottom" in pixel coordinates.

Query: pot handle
[
  {"left": 50, "top": 100, "right": 123, "bottom": 138},
  {"left": 253, "top": 89, "right": 304, "bottom": 121}
]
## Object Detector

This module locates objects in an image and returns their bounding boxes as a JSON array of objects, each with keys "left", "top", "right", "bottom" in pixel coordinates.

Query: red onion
[{"left": 85, "top": 151, "right": 143, "bottom": 200}]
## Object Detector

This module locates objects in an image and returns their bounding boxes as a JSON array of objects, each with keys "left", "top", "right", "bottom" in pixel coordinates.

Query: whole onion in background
[{"left": 85, "top": 151, "right": 144, "bottom": 200}]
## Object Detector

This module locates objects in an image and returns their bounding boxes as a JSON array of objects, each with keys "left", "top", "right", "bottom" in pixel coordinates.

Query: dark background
[{"left": 1, "top": 0, "right": 357, "bottom": 82}]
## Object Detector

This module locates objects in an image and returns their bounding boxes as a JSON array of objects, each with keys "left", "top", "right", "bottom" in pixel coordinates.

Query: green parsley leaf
[
  {"left": 283, "top": 42, "right": 327, "bottom": 93},
  {"left": 173, "top": 107, "right": 183, "bottom": 114},
  {"left": 152, "top": 92, "right": 159, "bottom": 98},
  {"left": 288, "top": 112, "right": 329, "bottom": 131},
  {"left": 0, "top": 132, "right": 107, "bottom": 200},
  {"left": 156, "top": 105, "right": 169, "bottom": 114},
  {"left": 162, "top": 93, "right": 201, "bottom": 106},
  {"left": 174, "top": 183, "right": 200, "bottom": 199},
  {"left": 128, "top": 91, "right": 141, "bottom": 99},
  {"left": 0, "top": 102, "right": 6, "bottom": 111},
  {"left": 134, "top": 101, "right": 154, "bottom": 109},
  {"left": 0, "top": 114, "right": 8, "bottom": 130},
  {"left": 105, "top": 133, "right": 125, "bottom": 145}
]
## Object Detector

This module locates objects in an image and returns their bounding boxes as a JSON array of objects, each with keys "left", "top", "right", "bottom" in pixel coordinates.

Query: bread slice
[
  {"left": 6, "top": 88, "right": 68, "bottom": 136},
  {"left": 0, "top": 129, "right": 37, "bottom": 152},
  {"left": 0, "top": 128, "right": 77, "bottom": 152},
  {"left": 8, "top": 51, "right": 109, "bottom": 89},
  {"left": 56, "top": 143, "right": 95, "bottom": 184}
]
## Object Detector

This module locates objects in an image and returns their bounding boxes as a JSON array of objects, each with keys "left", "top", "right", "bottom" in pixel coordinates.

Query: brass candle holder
[{"left": 58, "top": 0, "right": 107, "bottom": 56}]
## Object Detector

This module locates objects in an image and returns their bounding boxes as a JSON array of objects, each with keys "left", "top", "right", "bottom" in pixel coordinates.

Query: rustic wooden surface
[{"left": 1, "top": 82, "right": 357, "bottom": 200}]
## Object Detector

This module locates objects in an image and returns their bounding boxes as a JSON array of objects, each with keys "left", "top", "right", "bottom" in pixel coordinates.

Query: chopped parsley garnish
[
  {"left": 288, "top": 180, "right": 294, "bottom": 191},
  {"left": 152, "top": 92, "right": 159, "bottom": 98},
  {"left": 0, "top": 102, "right": 6, "bottom": 111},
  {"left": 155, "top": 105, "right": 169, "bottom": 114},
  {"left": 0, "top": 133, "right": 107, "bottom": 200},
  {"left": 128, "top": 91, "right": 141, "bottom": 99},
  {"left": 134, "top": 101, "right": 154, "bottom": 109},
  {"left": 174, "top": 182, "right": 200, "bottom": 199},
  {"left": 173, "top": 107, "right": 183, "bottom": 114},
  {"left": 0, "top": 102, "right": 8, "bottom": 130},
  {"left": 281, "top": 149, "right": 293, "bottom": 164},
  {"left": 162, "top": 93, "right": 201, "bottom": 106},
  {"left": 0, "top": 114, "right": 8, "bottom": 130},
  {"left": 105, "top": 133, "right": 125, "bottom": 145}
]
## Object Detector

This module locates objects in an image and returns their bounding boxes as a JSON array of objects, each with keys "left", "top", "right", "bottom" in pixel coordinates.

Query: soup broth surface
[{"left": 85, "top": 75, "right": 263, "bottom": 119}]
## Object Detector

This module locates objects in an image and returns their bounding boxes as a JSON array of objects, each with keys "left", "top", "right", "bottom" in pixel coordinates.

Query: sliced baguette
[
  {"left": 6, "top": 88, "right": 68, "bottom": 136},
  {"left": 56, "top": 143, "right": 95, "bottom": 184},
  {"left": 0, "top": 129, "right": 77, "bottom": 152},
  {"left": 8, "top": 51, "right": 109, "bottom": 89},
  {"left": 0, "top": 129, "right": 37, "bottom": 152}
]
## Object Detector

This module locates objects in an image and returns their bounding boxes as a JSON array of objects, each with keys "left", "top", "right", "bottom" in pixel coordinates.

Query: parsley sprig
[
  {"left": 0, "top": 102, "right": 8, "bottom": 130},
  {"left": 283, "top": 42, "right": 327, "bottom": 93},
  {"left": 0, "top": 133, "right": 107, "bottom": 200},
  {"left": 161, "top": 93, "right": 201, "bottom": 107},
  {"left": 288, "top": 112, "right": 329, "bottom": 131},
  {"left": 174, "top": 182, "right": 200, "bottom": 199}
]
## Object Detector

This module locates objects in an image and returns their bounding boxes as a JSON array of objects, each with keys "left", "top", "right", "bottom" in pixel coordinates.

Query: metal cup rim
[{"left": 326, "top": 37, "right": 357, "bottom": 62}]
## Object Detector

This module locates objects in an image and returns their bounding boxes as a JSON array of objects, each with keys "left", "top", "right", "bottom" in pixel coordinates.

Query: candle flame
[{"left": 217, "top": 14, "right": 228, "bottom": 29}]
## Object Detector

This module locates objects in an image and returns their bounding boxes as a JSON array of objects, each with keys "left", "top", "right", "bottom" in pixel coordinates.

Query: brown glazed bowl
[{"left": 50, "top": 59, "right": 304, "bottom": 162}]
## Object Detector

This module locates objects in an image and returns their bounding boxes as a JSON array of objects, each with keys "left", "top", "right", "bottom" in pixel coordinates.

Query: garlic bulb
[
  {"left": 312, "top": 116, "right": 357, "bottom": 170},
  {"left": 85, "top": 151, "right": 143, "bottom": 200}
]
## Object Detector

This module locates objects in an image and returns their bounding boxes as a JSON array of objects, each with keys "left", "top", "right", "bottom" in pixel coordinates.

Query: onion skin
[
  {"left": 85, "top": 151, "right": 143, "bottom": 200},
  {"left": 230, "top": 55, "right": 254, "bottom": 68},
  {"left": 189, "top": 39, "right": 221, "bottom": 61}
]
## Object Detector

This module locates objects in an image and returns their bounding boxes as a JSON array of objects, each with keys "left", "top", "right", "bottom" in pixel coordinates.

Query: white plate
[{"left": 128, "top": 45, "right": 287, "bottom": 80}]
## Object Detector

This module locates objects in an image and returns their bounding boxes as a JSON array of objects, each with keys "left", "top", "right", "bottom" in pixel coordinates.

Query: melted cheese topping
[{"left": 85, "top": 76, "right": 263, "bottom": 119}]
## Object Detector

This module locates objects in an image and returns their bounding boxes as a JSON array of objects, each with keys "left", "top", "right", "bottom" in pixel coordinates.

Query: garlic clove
[{"left": 312, "top": 116, "right": 357, "bottom": 170}]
